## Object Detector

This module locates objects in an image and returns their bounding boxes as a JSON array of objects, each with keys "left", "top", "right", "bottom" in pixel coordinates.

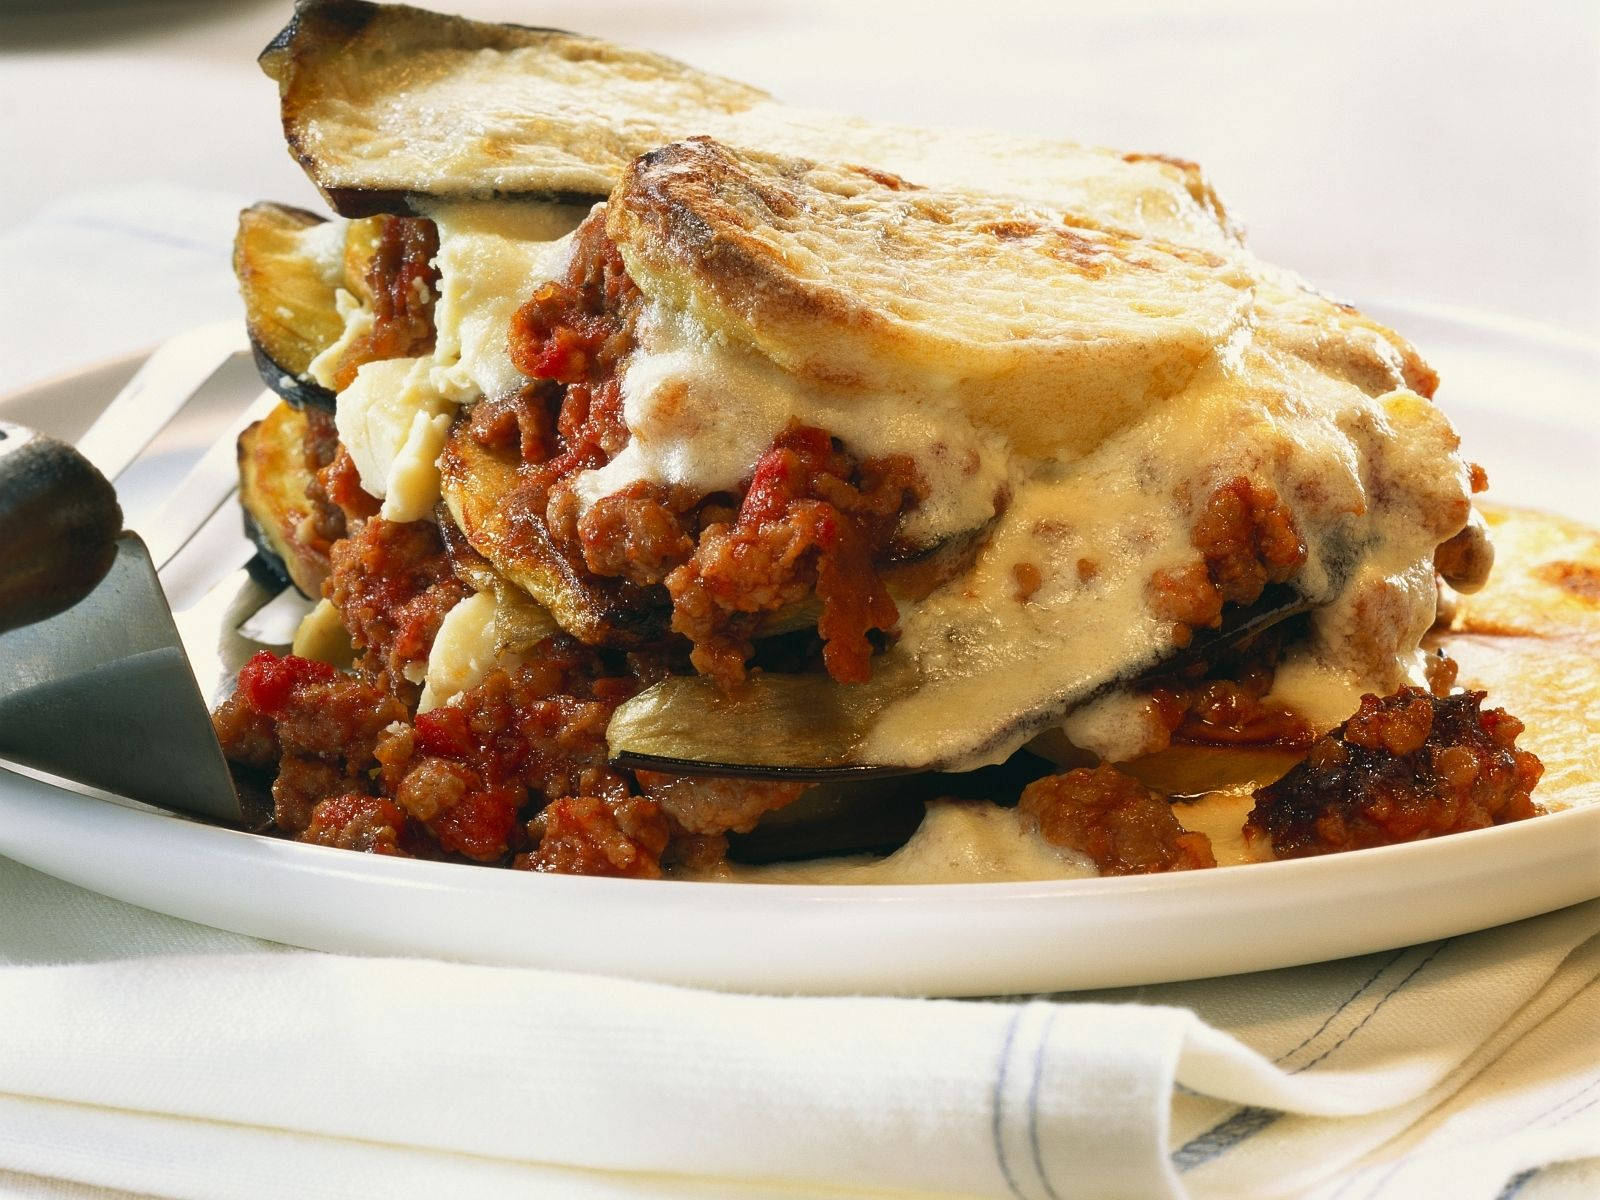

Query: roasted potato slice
[{"left": 237, "top": 401, "right": 335, "bottom": 597}]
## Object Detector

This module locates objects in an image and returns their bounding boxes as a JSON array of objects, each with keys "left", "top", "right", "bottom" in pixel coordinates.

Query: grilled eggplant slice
[
  {"left": 234, "top": 202, "right": 353, "bottom": 410},
  {"left": 609, "top": 588, "right": 1314, "bottom": 780},
  {"left": 237, "top": 401, "right": 336, "bottom": 597},
  {"left": 259, "top": 0, "right": 1235, "bottom": 245},
  {"left": 439, "top": 425, "right": 669, "bottom": 646}
]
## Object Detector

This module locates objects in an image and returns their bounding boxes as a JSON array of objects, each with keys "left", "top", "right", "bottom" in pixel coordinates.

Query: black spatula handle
[{"left": 0, "top": 421, "right": 124, "bottom": 636}]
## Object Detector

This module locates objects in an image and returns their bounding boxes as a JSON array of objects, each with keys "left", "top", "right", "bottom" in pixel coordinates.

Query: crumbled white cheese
[
  {"left": 291, "top": 598, "right": 354, "bottom": 668},
  {"left": 334, "top": 357, "right": 454, "bottom": 520},
  {"left": 307, "top": 288, "right": 372, "bottom": 389},
  {"left": 322, "top": 202, "right": 586, "bottom": 520},
  {"left": 422, "top": 201, "right": 587, "bottom": 403},
  {"left": 297, "top": 217, "right": 350, "bottom": 290},
  {"left": 418, "top": 590, "right": 522, "bottom": 712},
  {"left": 382, "top": 405, "right": 454, "bottom": 523}
]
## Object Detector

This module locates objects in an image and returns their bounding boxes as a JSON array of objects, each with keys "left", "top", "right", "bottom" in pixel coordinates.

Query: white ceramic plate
[{"left": 1, "top": 304, "right": 1596, "bottom": 997}]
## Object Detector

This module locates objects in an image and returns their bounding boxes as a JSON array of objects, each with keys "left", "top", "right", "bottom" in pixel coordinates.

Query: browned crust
[
  {"left": 261, "top": 1, "right": 767, "bottom": 218},
  {"left": 605, "top": 137, "right": 1252, "bottom": 427},
  {"left": 236, "top": 402, "right": 330, "bottom": 597},
  {"left": 607, "top": 139, "right": 874, "bottom": 346},
  {"left": 234, "top": 201, "right": 341, "bottom": 386}
]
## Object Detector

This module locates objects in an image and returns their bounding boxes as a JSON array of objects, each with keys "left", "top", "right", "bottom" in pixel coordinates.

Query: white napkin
[{"left": 0, "top": 856, "right": 1595, "bottom": 1200}]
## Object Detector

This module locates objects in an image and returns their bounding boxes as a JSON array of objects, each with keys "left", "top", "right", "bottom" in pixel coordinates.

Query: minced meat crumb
[
  {"left": 1149, "top": 476, "right": 1307, "bottom": 645},
  {"left": 633, "top": 770, "right": 808, "bottom": 836},
  {"left": 566, "top": 481, "right": 699, "bottom": 588},
  {"left": 489, "top": 209, "right": 925, "bottom": 687},
  {"left": 301, "top": 793, "right": 408, "bottom": 856},
  {"left": 1138, "top": 617, "right": 1315, "bottom": 752},
  {"left": 216, "top": 605, "right": 798, "bottom": 874},
  {"left": 212, "top": 650, "right": 408, "bottom": 844},
  {"left": 666, "top": 424, "right": 923, "bottom": 687},
  {"left": 1147, "top": 676, "right": 1315, "bottom": 750},
  {"left": 271, "top": 755, "right": 347, "bottom": 835},
  {"left": 330, "top": 215, "right": 440, "bottom": 392},
  {"left": 300, "top": 406, "right": 351, "bottom": 548},
  {"left": 1245, "top": 687, "right": 1544, "bottom": 858},
  {"left": 499, "top": 209, "right": 641, "bottom": 502},
  {"left": 318, "top": 444, "right": 380, "bottom": 526},
  {"left": 1018, "top": 764, "right": 1216, "bottom": 875},
  {"left": 520, "top": 794, "right": 671, "bottom": 878},
  {"left": 325, "top": 517, "right": 468, "bottom": 691}
]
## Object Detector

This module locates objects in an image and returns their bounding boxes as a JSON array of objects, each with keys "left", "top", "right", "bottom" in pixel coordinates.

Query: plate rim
[{"left": 2, "top": 759, "right": 1596, "bottom": 901}]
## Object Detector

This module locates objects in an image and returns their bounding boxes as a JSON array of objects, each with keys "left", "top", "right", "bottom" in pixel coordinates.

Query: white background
[{"left": 0, "top": 0, "right": 1596, "bottom": 393}]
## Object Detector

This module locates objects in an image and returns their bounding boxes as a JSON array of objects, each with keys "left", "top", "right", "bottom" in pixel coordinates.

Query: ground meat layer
[
  {"left": 486, "top": 209, "right": 925, "bottom": 686},
  {"left": 664, "top": 425, "right": 923, "bottom": 686},
  {"left": 212, "top": 651, "right": 410, "bottom": 850},
  {"left": 1018, "top": 764, "right": 1216, "bottom": 875},
  {"left": 330, "top": 215, "right": 440, "bottom": 392},
  {"left": 298, "top": 405, "right": 349, "bottom": 552},
  {"left": 325, "top": 517, "right": 467, "bottom": 692},
  {"left": 212, "top": 629, "right": 812, "bottom": 876},
  {"left": 1246, "top": 687, "right": 1543, "bottom": 858}
]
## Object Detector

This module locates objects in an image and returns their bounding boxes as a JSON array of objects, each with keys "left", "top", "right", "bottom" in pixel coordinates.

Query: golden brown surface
[
  {"left": 607, "top": 137, "right": 1250, "bottom": 464},
  {"left": 234, "top": 202, "right": 346, "bottom": 378},
  {"left": 1428, "top": 505, "right": 1600, "bottom": 809},
  {"left": 261, "top": 0, "right": 1227, "bottom": 232},
  {"left": 236, "top": 401, "right": 337, "bottom": 597}
]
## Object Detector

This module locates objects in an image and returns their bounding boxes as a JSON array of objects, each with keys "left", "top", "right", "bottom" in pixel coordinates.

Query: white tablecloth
[
  {"left": 0, "top": 2, "right": 1596, "bottom": 1196},
  {"left": 0, "top": 856, "right": 1596, "bottom": 1200}
]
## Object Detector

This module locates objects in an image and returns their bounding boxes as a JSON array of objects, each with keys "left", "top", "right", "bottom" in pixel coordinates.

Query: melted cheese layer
[{"left": 574, "top": 304, "right": 1010, "bottom": 546}]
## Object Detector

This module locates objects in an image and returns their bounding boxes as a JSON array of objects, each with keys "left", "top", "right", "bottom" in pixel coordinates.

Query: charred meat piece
[{"left": 1245, "top": 688, "right": 1543, "bottom": 858}]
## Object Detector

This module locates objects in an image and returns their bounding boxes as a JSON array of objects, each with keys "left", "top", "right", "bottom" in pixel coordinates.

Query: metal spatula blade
[
  {"left": 0, "top": 533, "right": 243, "bottom": 822},
  {"left": 0, "top": 420, "right": 247, "bottom": 824}
]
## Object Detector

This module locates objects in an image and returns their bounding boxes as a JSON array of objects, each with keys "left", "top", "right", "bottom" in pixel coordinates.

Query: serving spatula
[{"left": 0, "top": 326, "right": 286, "bottom": 825}]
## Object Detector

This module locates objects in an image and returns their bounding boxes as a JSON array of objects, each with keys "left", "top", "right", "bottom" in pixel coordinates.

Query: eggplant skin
[
  {"left": 250, "top": 340, "right": 337, "bottom": 412},
  {"left": 236, "top": 402, "right": 333, "bottom": 598}
]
